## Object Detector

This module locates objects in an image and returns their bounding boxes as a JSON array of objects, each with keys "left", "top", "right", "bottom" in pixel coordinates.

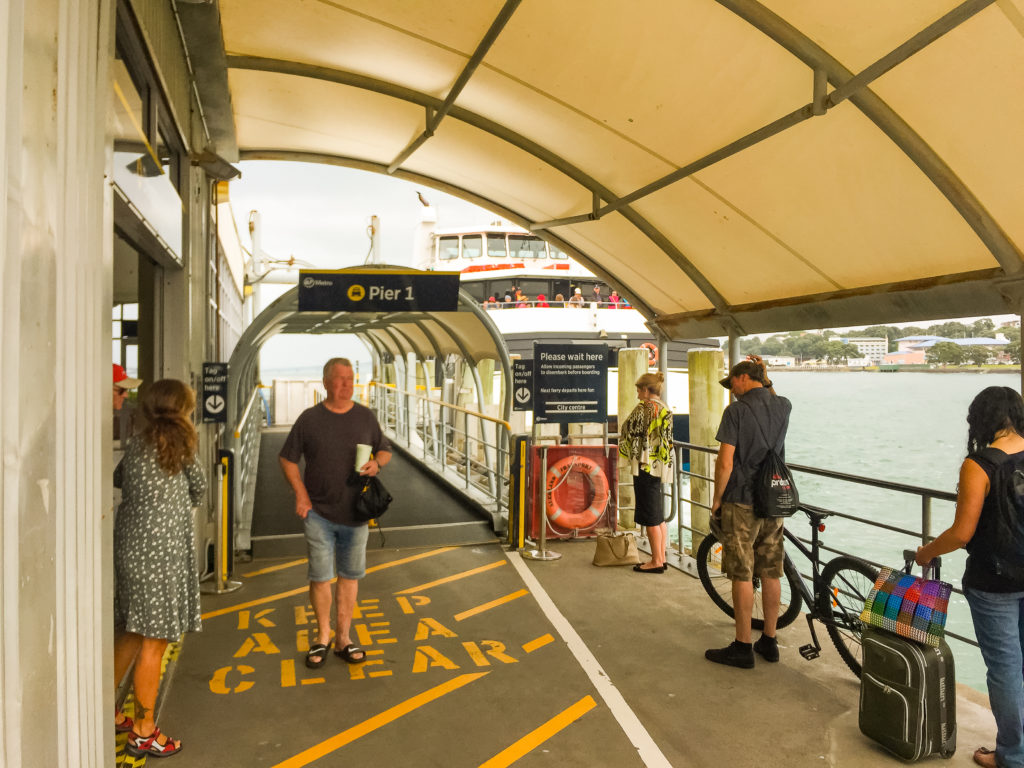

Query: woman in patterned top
[
  {"left": 619, "top": 371, "right": 674, "bottom": 572},
  {"left": 113, "top": 379, "right": 205, "bottom": 758}
]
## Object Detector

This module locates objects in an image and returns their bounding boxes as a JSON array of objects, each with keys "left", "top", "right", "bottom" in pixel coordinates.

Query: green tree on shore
[{"left": 927, "top": 341, "right": 965, "bottom": 365}]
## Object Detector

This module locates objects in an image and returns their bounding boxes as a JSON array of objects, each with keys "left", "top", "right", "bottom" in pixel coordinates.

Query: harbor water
[{"left": 768, "top": 370, "right": 1021, "bottom": 694}]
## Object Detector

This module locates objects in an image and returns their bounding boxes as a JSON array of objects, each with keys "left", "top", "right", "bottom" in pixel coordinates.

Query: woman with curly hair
[
  {"left": 113, "top": 379, "right": 205, "bottom": 758},
  {"left": 917, "top": 386, "right": 1024, "bottom": 768},
  {"left": 619, "top": 371, "right": 673, "bottom": 572}
]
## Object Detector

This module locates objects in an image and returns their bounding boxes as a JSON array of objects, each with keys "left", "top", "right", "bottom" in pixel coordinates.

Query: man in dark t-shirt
[
  {"left": 705, "top": 356, "right": 792, "bottom": 669},
  {"left": 279, "top": 357, "right": 392, "bottom": 669}
]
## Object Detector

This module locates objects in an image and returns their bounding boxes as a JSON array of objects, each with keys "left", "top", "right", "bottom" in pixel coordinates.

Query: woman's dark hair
[
  {"left": 966, "top": 386, "right": 1024, "bottom": 455},
  {"left": 141, "top": 379, "right": 198, "bottom": 474}
]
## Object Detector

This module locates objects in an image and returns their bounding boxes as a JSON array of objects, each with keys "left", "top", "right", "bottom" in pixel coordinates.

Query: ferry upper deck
[{"left": 4, "top": 1, "right": 1024, "bottom": 766}]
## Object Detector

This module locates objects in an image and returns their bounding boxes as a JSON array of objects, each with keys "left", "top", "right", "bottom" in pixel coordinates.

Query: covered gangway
[{"left": 180, "top": 0, "right": 1024, "bottom": 339}]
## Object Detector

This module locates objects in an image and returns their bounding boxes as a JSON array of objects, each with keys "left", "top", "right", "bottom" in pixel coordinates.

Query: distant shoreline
[{"left": 775, "top": 366, "right": 1021, "bottom": 374}]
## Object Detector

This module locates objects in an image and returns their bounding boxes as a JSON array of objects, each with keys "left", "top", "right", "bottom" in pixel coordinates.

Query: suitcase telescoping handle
[{"left": 903, "top": 549, "right": 941, "bottom": 580}]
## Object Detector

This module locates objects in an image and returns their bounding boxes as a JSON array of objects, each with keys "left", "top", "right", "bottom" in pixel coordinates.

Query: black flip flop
[
  {"left": 633, "top": 563, "right": 667, "bottom": 573},
  {"left": 334, "top": 643, "right": 366, "bottom": 663},
  {"left": 305, "top": 642, "right": 330, "bottom": 669}
]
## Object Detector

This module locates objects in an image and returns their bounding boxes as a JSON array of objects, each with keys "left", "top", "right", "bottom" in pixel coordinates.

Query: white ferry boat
[{"left": 417, "top": 220, "right": 719, "bottom": 370}]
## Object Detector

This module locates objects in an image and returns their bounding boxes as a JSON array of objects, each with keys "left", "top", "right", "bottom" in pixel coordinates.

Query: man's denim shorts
[{"left": 303, "top": 510, "right": 369, "bottom": 582}]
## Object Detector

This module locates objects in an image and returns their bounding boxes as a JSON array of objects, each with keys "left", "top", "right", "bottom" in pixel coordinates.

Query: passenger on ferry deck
[
  {"left": 591, "top": 284, "right": 603, "bottom": 305},
  {"left": 279, "top": 358, "right": 393, "bottom": 670},
  {"left": 706, "top": 355, "right": 791, "bottom": 669},
  {"left": 619, "top": 372, "right": 673, "bottom": 573},
  {"left": 568, "top": 287, "right": 584, "bottom": 307},
  {"left": 503, "top": 293, "right": 513, "bottom": 307},
  {"left": 515, "top": 291, "right": 528, "bottom": 308},
  {"left": 482, "top": 296, "right": 496, "bottom": 309},
  {"left": 113, "top": 379, "right": 205, "bottom": 758},
  {"left": 535, "top": 293, "right": 550, "bottom": 308},
  {"left": 608, "top": 290, "right": 622, "bottom": 307},
  {"left": 554, "top": 293, "right": 566, "bottom": 307},
  {"left": 916, "top": 387, "right": 1024, "bottom": 768}
]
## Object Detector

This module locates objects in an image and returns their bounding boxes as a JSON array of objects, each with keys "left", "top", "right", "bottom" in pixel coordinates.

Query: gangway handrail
[
  {"left": 234, "top": 385, "right": 264, "bottom": 439},
  {"left": 370, "top": 381, "right": 513, "bottom": 431}
]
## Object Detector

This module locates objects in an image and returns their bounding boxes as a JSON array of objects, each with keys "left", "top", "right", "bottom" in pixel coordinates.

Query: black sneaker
[
  {"left": 705, "top": 640, "right": 754, "bottom": 669},
  {"left": 753, "top": 634, "right": 779, "bottom": 662}
]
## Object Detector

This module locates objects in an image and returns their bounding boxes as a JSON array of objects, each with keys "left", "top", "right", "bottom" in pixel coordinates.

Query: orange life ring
[
  {"left": 545, "top": 455, "right": 610, "bottom": 530},
  {"left": 640, "top": 342, "right": 658, "bottom": 365}
]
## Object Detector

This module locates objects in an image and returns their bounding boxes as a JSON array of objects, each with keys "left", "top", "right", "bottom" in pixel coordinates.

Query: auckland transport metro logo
[{"left": 302, "top": 276, "right": 332, "bottom": 289}]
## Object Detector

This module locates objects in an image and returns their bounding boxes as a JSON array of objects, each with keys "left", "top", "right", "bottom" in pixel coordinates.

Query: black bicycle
[{"left": 696, "top": 507, "right": 879, "bottom": 677}]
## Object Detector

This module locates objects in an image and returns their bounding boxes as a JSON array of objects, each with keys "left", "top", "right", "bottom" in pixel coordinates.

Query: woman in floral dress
[{"left": 113, "top": 379, "right": 205, "bottom": 758}]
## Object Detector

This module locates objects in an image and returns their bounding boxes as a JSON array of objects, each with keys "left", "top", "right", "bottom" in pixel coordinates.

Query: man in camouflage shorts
[{"left": 705, "top": 356, "right": 792, "bottom": 669}]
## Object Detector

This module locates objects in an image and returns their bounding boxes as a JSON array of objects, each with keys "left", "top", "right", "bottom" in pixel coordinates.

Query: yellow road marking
[
  {"left": 522, "top": 634, "right": 554, "bottom": 653},
  {"left": 271, "top": 672, "right": 489, "bottom": 768},
  {"left": 454, "top": 589, "right": 529, "bottom": 622},
  {"left": 241, "top": 558, "right": 308, "bottom": 577},
  {"left": 203, "top": 547, "right": 458, "bottom": 619},
  {"left": 367, "top": 546, "right": 457, "bottom": 573},
  {"left": 395, "top": 560, "right": 506, "bottom": 595},
  {"left": 478, "top": 696, "right": 597, "bottom": 768}
]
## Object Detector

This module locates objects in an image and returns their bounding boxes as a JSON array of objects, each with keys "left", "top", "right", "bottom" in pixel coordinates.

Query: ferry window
[
  {"left": 487, "top": 234, "right": 507, "bottom": 258},
  {"left": 549, "top": 245, "right": 569, "bottom": 260},
  {"left": 438, "top": 236, "right": 460, "bottom": 260},
  {"left": 509, "top": 235, "right": 546, "bottom": 259},
  {"left": 462, "top": 282, "right": 486, "bottom": 302},
  {"left": 462, "top": 235, "right": 482, "bottom": 260},
  {"left": 519, "top": 279, "right": 550, "bottom": 298}
]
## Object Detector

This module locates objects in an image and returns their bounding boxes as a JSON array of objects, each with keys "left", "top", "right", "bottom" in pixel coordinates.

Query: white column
[
  {"left": 617, "top": 348, "right": 647, "bottom": 530},
  {"left": 688, "top": 349, "right": 726, "bottom": 551},
  {"left": 1, "top": 1, "right": 114, "bottom": 766}
]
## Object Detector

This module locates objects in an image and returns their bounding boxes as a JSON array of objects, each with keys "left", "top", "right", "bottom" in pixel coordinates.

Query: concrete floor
[{"left": 135, "top": 538, "right": 997, "bottom": 768}]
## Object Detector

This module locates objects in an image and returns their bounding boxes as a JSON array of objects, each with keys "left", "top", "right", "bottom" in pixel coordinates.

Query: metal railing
[
  {"left": 368, "top": 382, "right": 513, "bottom": 520},
  {"left": 666, "top": 439, "right": 976, "bottom": 648},
  {"left": 231, "top": 385, "right": 267, "bottom": 548}
]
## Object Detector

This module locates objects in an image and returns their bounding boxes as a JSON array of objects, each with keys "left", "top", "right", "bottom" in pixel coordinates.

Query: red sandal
[
  {"left": 126, "top": 727, "right": 183, "bottom": 758},
  {"left": 114, "top": 712, "right": 134, "bottom": 733}
]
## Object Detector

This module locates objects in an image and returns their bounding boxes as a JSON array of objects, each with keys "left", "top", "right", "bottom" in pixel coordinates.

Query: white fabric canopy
[{"left": 202, "top": 0, "right": 1024, "bottom": 337}]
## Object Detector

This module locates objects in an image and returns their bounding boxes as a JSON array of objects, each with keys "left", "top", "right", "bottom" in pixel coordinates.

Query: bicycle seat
[{"left": 801, "top": 506, "right": 832, "bottom": 522}]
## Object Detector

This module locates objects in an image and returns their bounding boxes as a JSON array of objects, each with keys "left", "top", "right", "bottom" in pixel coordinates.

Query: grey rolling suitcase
[{"left": 859, "top": 622, "right": 956, "bottom": 760}]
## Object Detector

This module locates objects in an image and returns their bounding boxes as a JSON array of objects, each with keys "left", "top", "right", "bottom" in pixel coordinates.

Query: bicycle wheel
[
  {"left": 695, "top": 531, "right": 803, "bottom": 631},
  {"left": 818, "top": 556, "right": 878, "bottom": 678}
]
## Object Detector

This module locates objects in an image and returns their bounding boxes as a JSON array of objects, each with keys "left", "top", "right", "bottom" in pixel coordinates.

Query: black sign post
[
  {"left": 202, "top": 362, "right": 229, "bottom": 423},
  {"left": 298, "top": 270, "right": 461, "bottom": 312},
  {"left": 512, "top": 360, "right": 534, "bottom": 412},
  {"left": 532, "top": 343, "right": 608, "bottom": 424}
]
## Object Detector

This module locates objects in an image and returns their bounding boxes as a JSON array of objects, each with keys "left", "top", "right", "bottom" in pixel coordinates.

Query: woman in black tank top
[{"left": 917, "top": 386, "right": 1024, "bottom": 768}]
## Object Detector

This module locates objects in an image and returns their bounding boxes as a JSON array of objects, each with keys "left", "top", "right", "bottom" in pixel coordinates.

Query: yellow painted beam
[
  {"left": 454, "top": 589, "right": 529, "bottom": 622},
  {"left": 394, "top": 560, "right": 506, "bottom": 595},
  {"left": 478, "top": 696, "right": 597, "bottom": 768}
]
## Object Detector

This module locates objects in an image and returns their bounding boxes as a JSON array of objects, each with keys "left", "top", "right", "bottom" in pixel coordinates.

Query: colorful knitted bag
[{"left": 859, "top": 566, "right": 952, "bottom": 647}]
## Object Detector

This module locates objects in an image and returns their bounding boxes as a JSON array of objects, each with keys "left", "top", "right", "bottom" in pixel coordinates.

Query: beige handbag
[{"left": 592, "top": 532, "right": 639, "bottom": 566}]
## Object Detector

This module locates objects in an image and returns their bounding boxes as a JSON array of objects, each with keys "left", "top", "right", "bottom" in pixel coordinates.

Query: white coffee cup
[{"left": 355, "top": 443, "right": 372, "bottom": 471}]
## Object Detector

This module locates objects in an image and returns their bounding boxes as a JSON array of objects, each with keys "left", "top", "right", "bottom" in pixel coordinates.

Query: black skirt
[{"left": 633, "top": 469, "right": 665, "bottom": 527}]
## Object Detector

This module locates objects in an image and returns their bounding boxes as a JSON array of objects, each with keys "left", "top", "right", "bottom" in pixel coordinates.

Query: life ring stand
[
  {"left": 640, "top": 342, "right": 658, "bottom": 366},
  {"left": 545, "top": 455, "right": 610, "bottom": 530}
]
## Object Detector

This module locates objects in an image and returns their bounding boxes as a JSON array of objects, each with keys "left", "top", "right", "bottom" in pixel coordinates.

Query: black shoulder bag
[
  {"left": 739, "top": 399, "right": 798, "bottom": 518},
  {"left": 348, "top": 472, "right": 393, "bottom": 522}
]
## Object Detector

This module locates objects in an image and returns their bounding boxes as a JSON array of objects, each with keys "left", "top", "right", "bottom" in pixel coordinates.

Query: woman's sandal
[
  {"left": 334, "top": 643, "right": 366, "bottom": 663},
  {"left": 126, "top": 727, "right": 183, "bottom": 758},
  {"left": 115, "top": 711, "right": 134, "bottom": 733},
  {"left": 632, "top": 563, "right": 667, "bottom": 573},
  {"left": 305, "top": 642, "right": 331, "bottom": 669},
  {"left": 973, "top": 747, "right": 997, "bottom": 768}
]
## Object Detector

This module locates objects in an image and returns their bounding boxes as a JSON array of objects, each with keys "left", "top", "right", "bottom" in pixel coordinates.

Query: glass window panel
[
  {"left": 462, "top": 235, "right": 482, "bottom": 259},
  {"left": 125, "top": 345, "right": 138, "bottom": 373},
  {"left": 438, "top": 236, "right": 460, "bottom": 260},
  {"left": 487, "top": 234, "right": 507, "bottom": 258},
  {"left": 509, "top": 235, "right": 546, "bottom": 259},
  {"left": 123, "top": 303, "right": 139, "bottom": 320},
  {"left": 112, "top": 320, "right": 121, "bottom": 338},
  {"left": 549, "top": 245, "right": 569, "bottom": 260},
  {"left": 112, "top": 340, "right": 120, "bottom": 363}
]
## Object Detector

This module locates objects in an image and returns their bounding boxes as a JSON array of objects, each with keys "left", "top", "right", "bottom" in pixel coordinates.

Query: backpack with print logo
[{"left": 739, "top": 399, "right": 798, "bottom": 518}]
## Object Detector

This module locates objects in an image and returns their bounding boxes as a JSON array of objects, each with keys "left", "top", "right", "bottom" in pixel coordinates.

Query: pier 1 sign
[
  {"left": 298, "top": 270, "right": 461, "bottom": 312},
  {"left": 202, "top": 362, "right": 229, "bottom": 423},
  {"left": 532, "top": 343, "right": 608, "bottom": 423}
]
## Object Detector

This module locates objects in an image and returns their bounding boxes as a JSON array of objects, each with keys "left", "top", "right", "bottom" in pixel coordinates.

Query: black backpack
[
  {"left": 975, "top": 447, "right": 1024, "bottom": 579},
  {"left": 739, "top": 399, "right": 799, "bottom": 518}
]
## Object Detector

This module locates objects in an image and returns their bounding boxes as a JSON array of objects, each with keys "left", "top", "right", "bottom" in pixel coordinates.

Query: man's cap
[
  {"left": 574, "top": 287, "right": 582, "bottom": 294},
  {"left": 113, "top": 363, "right": 142, "bottom": 390},
  {"left": 719, "top": 360, "right": 765, "bottom": 388}
]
